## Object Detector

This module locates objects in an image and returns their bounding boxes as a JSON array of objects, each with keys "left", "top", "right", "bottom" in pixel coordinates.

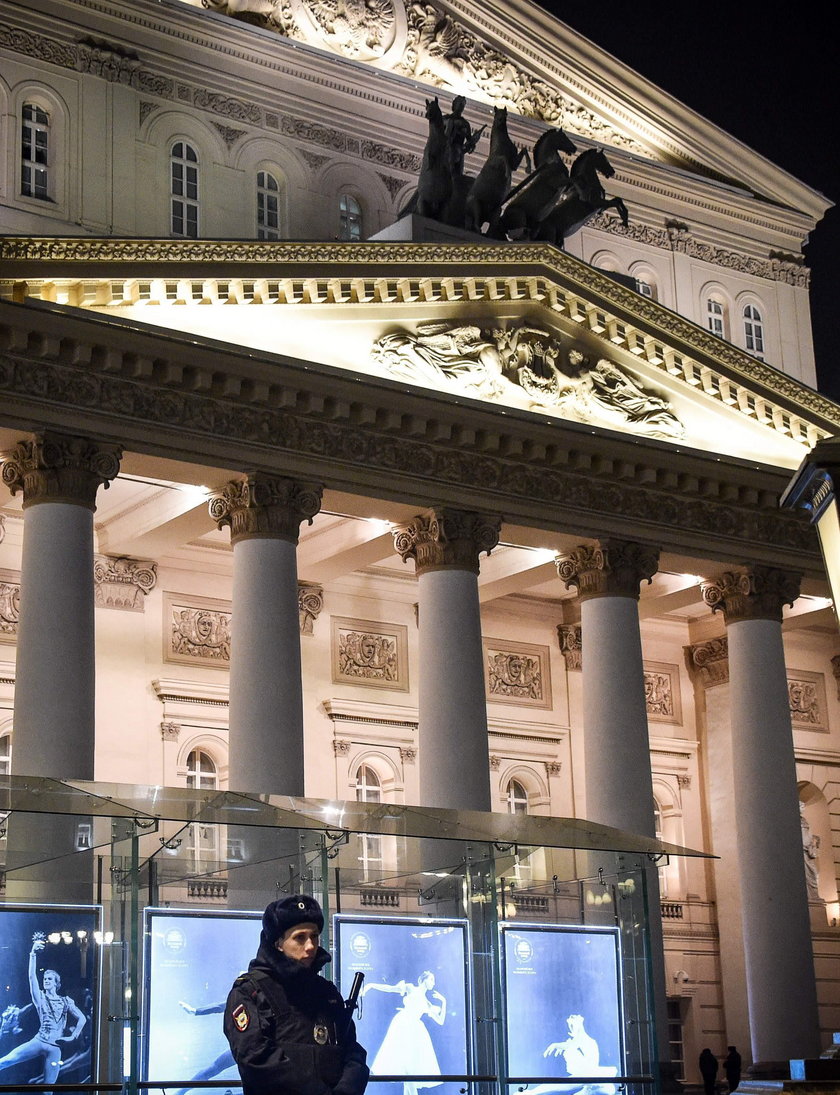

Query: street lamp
[{"left": 780, "top": 436, "right": 840, "bottom": 626}]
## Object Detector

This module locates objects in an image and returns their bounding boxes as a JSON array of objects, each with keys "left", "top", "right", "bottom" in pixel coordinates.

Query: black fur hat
[{"left": 262, "top": 894, "right": 324, "bottom": 944}]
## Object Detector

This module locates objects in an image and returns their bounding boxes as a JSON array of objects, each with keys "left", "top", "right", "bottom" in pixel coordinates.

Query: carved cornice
[
  {"left": 1, "top": 433, "right": 122, "bottom": 510},
  {"left": 94, "top": 555, "right": 157, "bottom": 610},
  {"left": 556, "top": 539, "right": 659, "bottom": 601},
  {"left": 209, "top": 474, "right": 323, "bottom": 545},
  {"left": 684, "top": 637, "right": 729, "bottom": 688},
  {"left": 393, "top": 508, "right": 501, "bottom": 575},
  {"left": 701, "top": 566, "right": 801, "bottom": 625},
  {"left": 557, "top": 623, "right": 582, "bottom": 671},
  {"left": 0, "top": 302, "right": 821, "bottom": 568}
]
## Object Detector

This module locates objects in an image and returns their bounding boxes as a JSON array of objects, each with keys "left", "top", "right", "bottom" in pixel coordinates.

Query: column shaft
[
  {"left": 418, "top": 567, "right": 490, "bottom": 811},
  {"left": 228, "top": 538, "right": 303, "bottom": 794}
]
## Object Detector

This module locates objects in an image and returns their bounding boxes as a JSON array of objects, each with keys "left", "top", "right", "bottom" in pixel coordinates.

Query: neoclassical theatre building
[{"left": 0, "top": 0, "right": 838, "bottom": 1081}]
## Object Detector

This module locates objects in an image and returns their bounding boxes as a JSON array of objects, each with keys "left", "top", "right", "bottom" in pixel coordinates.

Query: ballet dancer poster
[
  {"left": 501, "top": 924, "right": 623, "bottom": 1090},
  {"left": 335, "top": 916, "right": 470, "bottom": 1095},
  {"left": 0, "top": 903, "right": 101, "bottom": 1090},
  {"left": 143, "top": 908, "right": 261, "bottom": 1091}
]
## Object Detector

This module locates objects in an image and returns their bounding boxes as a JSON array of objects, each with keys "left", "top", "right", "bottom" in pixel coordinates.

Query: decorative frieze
[
  {"left": 298, "top": 583, "right": 324, "bottom": 635},
  {"left": 0, "top": 571, "right": 20, "bottom": 642},
  {"left": 393, "top": 508, "right": 501, "bottom": 576},
  {"left": 210, "top": 474, "right": 323, "bottom": 545},
  {"left": 644, "top": 662, "right": 682, "bottom": 724},
  {"left": 1, "top": 433, "right": 121, "bottom": 510},
  {"left": 331, "top": 617, "right": 409, "bottom": 691},
  {"left": 701, "top": 566, "right": 801, "bottom": 624},
  {"left": 93, "top": 555, "right": 157, "bottom": 611},
  {"left": 76, "top": 37, "right": 141, "bottom": 84},
  {"left": 484, "top": 639, "right": 552, "bottom": 709},
  {"left": 557, "top": 624, "right": 582, "bottom": 671},
  {"left": 787, "top": 671, "right": 828, "bottom": 732},
  {"left": 684, "top": 637, "right": 729, "bottom": 688},
  {"left": 556, "top": 539, "right": 659, "bottom": 601},
  {"left": 165, "top": 594, "right": 232, "bottom": 667}
]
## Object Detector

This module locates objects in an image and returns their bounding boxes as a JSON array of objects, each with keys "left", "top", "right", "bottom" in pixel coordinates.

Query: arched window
[
  {"left": 743, "top": 304, "right": 765, "bottom": 357},
  {"left": 0, "top": 734, "right": 10, "bottom": 776},
  {"left": 339, "top": 193, "right": 362, "bottom": 241},
  {"left": 506, "top": 778, "right": 529, "bottom": 815},
  {"left": 185, "top": 748, "right": 218, "bottom": 864},
  {"left": 171, "top": 141, "right": 199, "bottom": 238},
  {"left": 355, "top": 763, "right": 382, "bottom": 878},
  {"left": 21, "top": 103, "right": 50, "bottom": 200},
  {"left": 257, "top": 170, "right": 281, "bottom": 240},
  {"left": 706, "top": 297, "right": 726, "bottom": 338}
]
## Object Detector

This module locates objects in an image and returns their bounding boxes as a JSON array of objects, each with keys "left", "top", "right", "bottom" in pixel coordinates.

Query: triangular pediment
[
  {"left": 3, "top": 236, "right": 838, "bottom": 474},
  {"left": 170, "top": 0, "right": 828, "bottom": 218}
]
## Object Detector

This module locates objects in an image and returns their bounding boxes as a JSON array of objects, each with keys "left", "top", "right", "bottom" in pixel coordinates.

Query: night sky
[{"left": 537, "top": 5, "right": 839, "bottom": 401}]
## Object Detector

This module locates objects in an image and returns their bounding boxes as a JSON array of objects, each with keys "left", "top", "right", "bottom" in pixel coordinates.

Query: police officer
[{"left": 224, "top": 895, "right": 369, "bottom": 1095}]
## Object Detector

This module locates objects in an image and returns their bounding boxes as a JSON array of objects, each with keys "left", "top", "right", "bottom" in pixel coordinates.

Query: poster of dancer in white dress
[
  {"left": 501, "top": 925, "right": 623, "bottom": 1095},
  {"left": 335, "top": 917, "right": 470, "bottom": 1095}
]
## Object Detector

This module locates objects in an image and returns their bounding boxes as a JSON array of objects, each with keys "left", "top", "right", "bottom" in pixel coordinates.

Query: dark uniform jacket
[{"left": 224, "top": 940, "right": 369, "bottom": 1095}]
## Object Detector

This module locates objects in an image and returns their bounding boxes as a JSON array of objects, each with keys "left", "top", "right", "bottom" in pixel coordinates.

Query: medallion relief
[
  {"left": 483, "top": 638, "right": 551, "bottom": 709},
  {"left": 331, "top": 616, "right": 410, "bottom": 690},
  {"left": 787, "top": 671, "right": 828, "bottom": 732},
  {"left": 372, "top": 322, "right": 684, "bottom": 441}
]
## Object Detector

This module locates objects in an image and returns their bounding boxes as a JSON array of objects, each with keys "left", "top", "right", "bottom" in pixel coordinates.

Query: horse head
[
  {"left": 425, "top": 97, "right": 442, "bottom": 123},
  {"left": 533, "top": 127, "right": 577, "bottom": 168},
  {"left": 592, "top": 147, "right": 615, "bottom": 178}
]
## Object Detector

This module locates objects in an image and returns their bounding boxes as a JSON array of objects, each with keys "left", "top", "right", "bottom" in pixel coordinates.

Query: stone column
[
  {"left": 211, "top": 474, "right": 322, "bottom": 797},
  {"left": 684, "top": 637, "right": 751, "bottom": 1058},
  {"left": 394, "top": 508, "right": 501, "bottom": 812},
  {"left": 556, "top": 539, "right": 673, "bottom": 1073},
  {"left": 1, "top": 432, "right": 121, "bottom": 904},
  {"left": 701, "top": 567, "right": 820, "bottom": 1066},
  {"left": 2, "top": 432, "right": 121, "bottom": 777}
]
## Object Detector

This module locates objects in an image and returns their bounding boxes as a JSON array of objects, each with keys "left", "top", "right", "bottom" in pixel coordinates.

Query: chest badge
[
  {"left": 232, "top": 1004, "right": 250, "bottom": 1032},
  {"left": 314, "top": 1024, "right": 329, "bottom": 1045}
]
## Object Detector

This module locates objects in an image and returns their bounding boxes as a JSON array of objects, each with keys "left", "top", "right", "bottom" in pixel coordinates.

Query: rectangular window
[{"left": 21, "top": 103, "right": 50, "bottom": 200}]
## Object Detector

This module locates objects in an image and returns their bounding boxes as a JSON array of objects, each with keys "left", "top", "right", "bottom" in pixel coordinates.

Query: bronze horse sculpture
[
  {"left": 534, "top": 146, "right": 628, "bottom": 247},
  {"left": 464, "top": 106, "right": 529, "bottom": 236},
  {"left": 499, "top": 126, "right": 577, "bottom": 239},
  {"left": 414, "top": 97, "right": 450, "bottom": 220}
]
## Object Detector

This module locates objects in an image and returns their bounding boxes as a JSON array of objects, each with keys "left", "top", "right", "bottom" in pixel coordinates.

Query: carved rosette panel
[
  {"left": 684, "top": 637, "right": 729, "bottom": 688},
  {"left": 209, "top": 474, "right": 323, "bottom": 545},
  {"left": 298, "top": 583, "right": 324, "bottom": 635},
  {"left": 701, "top": 566, "right": 801, "bottom": 624},
  {"left": 393, "top": 508, "right": 501, "bottom": 576},
  {"left": 557, "top": 624, "right": 582, "bottom": 671},
  {"left": 1, "top": 433, "right": 122, "bottom": 510},
  {"left": 556, "top": 539, "right": 659, "bottom": 601},
  {"left": 94, "top": 555, "right": 157, "bottom": 611}
]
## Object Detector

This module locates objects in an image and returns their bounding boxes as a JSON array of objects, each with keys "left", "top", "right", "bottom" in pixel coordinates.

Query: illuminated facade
[{"left": 0, "top": 0, "right": 838, "bottom": 1080}]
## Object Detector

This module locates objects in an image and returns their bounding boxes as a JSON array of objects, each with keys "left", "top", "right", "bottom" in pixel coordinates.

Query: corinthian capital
[
  {"left": 555, "top": 539, "right": 659, "bottom": 601},
  {"left": 209, "top": 474, "right": 323, "bottom": 545},
  {"left": 1, "top": 432, "right": 122, "bottom": 510},
  {"left": 393, "top": 508, "right": 501, "bottom": 576},
  {"left": 701, "top": 566, "right": 801, "bottom": 624}
]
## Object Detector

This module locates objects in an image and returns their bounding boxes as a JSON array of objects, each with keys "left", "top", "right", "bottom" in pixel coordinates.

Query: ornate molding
[
  {"left": 93, "top": 555, "right": 157, "bottom": 611},
  {"left": 1, "top": 433, "right": 121, "bottom": 510},
  {"left": 677, "top": 774, "right": 691, "bottom": 790},
  {"left": 298, "top": 582, "right": 324, "bottom": 635},
  {"left": 393, "top": 508, "right": 501, "bottom": 576},
  {"left": 0, "top": 574, "right": 20, "bottom": 641},
  {"left": 399, "top": 746, "right": 417, "bottom": 764},
  {"left": 489, "top": 755, "right": 501, "bottom": 771},
  {"left": 556, "top": 539, "right": 659, "bottom": 601},
  {"left": 210, "top": 474, "right": 323, "bottom": 545},
  {"left": 701, "top": 566, "right": 801, "bottom": 624},
  {"left": 160, "top": 720, "right": 181, "bottom": 742},
  {"left": 557, "top": 623, "right": 582, "bottom": 670},
  {"left": 332, "top": 739, "right": 351, "bottom": 756},
  {"left": 684, "top": 636, "right": 729, "bottom": 688},
  {"left": 545, "top": 761, "right": 562, "bottom": 777}
]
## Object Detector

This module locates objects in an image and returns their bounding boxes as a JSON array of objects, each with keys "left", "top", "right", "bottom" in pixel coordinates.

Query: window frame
[{"left": 170, "top": 140, "right": 200, "bottom": 239}]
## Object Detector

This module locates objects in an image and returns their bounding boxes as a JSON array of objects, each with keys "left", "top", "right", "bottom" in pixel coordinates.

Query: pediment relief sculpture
[
  {"left": 371, "top": 322, "right": 684, "bottom": 440},
  {"left": 196, "top": 0, "right": 643, "bottom": 152}
]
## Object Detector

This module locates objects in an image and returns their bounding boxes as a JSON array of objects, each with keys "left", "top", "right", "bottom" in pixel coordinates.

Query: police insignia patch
[{"left": 232, "top": 1004, "right": 249, "bottom": 1031}]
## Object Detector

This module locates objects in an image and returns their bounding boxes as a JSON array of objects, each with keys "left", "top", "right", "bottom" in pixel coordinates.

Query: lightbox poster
[
  {"left": 502, "top": 924, "right": 622, "bottom": 1089},
  {"left": 143, "top": 908, "right": 261, "bottom": 1090},
  {"left": 335, "top": 916, "right": 470, "bottom": 1095},
  {"left": 0, "top": 903, "right": 101, "bottom": 1089}
]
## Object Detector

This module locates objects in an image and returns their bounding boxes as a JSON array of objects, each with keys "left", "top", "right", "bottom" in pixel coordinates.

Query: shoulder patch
[{"left": 232, "top": 1003, "right": 250, "bottom": 1031}]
